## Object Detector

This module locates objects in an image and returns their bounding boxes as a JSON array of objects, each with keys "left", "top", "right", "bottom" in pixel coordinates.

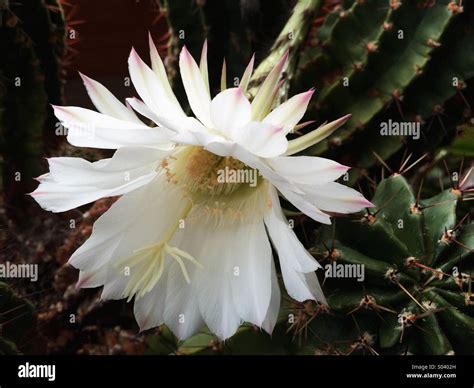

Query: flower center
[
  {"left": 162, "top": 146, "right": 270, "bottom": 226},
  {"left": 169, "top": 147, "right": 262, "bottom": 198}
]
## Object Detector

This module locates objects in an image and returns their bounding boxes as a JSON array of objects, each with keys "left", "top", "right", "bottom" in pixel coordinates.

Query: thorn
[
  {"left": 396, "top": 281, "right": 427, "bottom": 311},
  {"left": 372, "top": 151, "right": 393, "bottom": 174},
  {"left": 400, "top": 153, "right": 428, "bottom": 175},
  {"left": 398, "top": 150, "right": 412, "bottom": 172}
]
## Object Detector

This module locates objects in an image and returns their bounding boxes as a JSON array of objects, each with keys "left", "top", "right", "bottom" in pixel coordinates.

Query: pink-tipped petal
[
  {"left": 298, "top": 182, "right": 375, "bottom": 214},
  {"left": 251, "top": 51, "right": 289, "bottom": 120},
  {"left": 148, "top": 32, "right": 181, "bottom": 107},
  {"left": 53, "top": 105, "right": 173, "bottom": 149},
  {"left": 179, "top": 46, "right": 213, "bottom": 127},
  {"left": 286, "top": 113, "right": 352, "bottom": 155},
  {"left": 263, "top": 89, "right": 315, "bottom": 134},
  {"left": 31, "top": 147, "right": 169, "bottom": 213},
  {"left": 268, "top": 156, "right": 350, "bottom": 185},
  {"left": 79, "top": 72, "right": 142, "bottom": 123},
  {"left": 129, "top": 47, "right": 185, "bottom": 119}
]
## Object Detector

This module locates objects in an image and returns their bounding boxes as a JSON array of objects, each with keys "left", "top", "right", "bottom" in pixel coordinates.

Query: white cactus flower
[{"left": 32, "top": 36, "right": 373, "bottom": 340}]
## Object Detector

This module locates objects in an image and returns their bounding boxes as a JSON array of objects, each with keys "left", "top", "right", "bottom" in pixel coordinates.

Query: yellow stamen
[{"left": 116, "top": 201, "right": 200, "bottom": 300}]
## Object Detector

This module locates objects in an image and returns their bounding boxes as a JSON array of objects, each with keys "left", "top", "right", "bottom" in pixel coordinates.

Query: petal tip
[
  {"left": 360, "top": 198, "right": 375, "bottom": 208},
  {"left": 129, "top": 47, "right": 141, "bottom": 64},
  {"left": 340, "top": 113, "right": 352, "bottom": 122},
  {"left": 180, "top": 45, "right": 191, "bottom": 58}
]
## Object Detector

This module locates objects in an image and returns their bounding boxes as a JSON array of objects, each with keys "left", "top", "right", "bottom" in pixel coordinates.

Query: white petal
[
  {"left": 53, "top": 105, "right": 174, "bottom": 149},
  {"left": 126, "top": 97, "right": 163, "bottom": 125},
  {"left": 162, "top": 225, "right": 208, "bottom": 340},
  {"left": 69, "top": 176, "right": 190, "bottom": 298},
  {"left": 179, "top": 46, "right": 213, "bottom": 127},
  {"left": 163, "top": 261, "right": 204, "bottom": 340},
  {"left": 280, "top": 265, "right": 326, "bottom": 303},
  {"left": 210, "top": 88, "right": 252, "bottom": 134},
  {"left": 264, "top": 185, "right": 321, "bottom": 272},
  {"left": 266, "top": 185, "right": 326, "bottom": 303},
  {"left": 187, "top": 214, "right": 272, "bottom": 337},
  {"left": 229, "top": 220, "right": 272, "bottom": 326},
  {"left": 79, "top": 73, "right": 142, "bottom": 123},
  {"left": 298, "top": 181, "right": 374, "bottom": 214},
  {"left": 148, "top": 33, "right": 182, "bottom": 110},
  {"left": 185, "top": 212, "right": 273, "bottom": 339},
  {"left": 231, "top": 121, "right": 288, "bottom": 158},
  {"left": 191, "top": 219, "right": 242, "bottom": 340},
  {"left": 172, "top": 128, "right": 224, "bottom": 147},
  {"left": 133, "top": 273, "right": 168, "bottom": 331},
  {"left": 31, "top": 147, "right": 166, "bottom": 212},
  {"left": 263, "top": 89, "right": 314, "bottom": 134},
  {"left": 153, "top": 113, "right": 224, "bottom": 147},
  {"left": 278, "top": 185, "right": 332, "bottom": 224},
  {"left": 268, "top": 156, "right": 349, "bottom": 185},
  {"left": 128, "top": 47, "right": 185, "bottom": 119},
  {"left": 204, "top": 141, "right": 303, "bottom": 195},
  {"left": 261, "top": 259, "right": 280, "bottom": 335}
]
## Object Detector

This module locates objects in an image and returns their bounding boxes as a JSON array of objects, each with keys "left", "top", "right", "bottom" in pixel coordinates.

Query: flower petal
[
  {"left": 191, "top": 220, "right": 242, "bottom": 339},
  {"left": 297, "top": 182, "right": 374, "bottom": 214},
  {"left": 231, "top": 121, "right": 288, "bottom": 158},
  {"left": 152, "top": 113, "right": 222, "bottom": 148},
  {"left": 53, "top": 105, "right": 174, "bottom": 149},
  {"left": 161, "top": 221, "right": 217, "bottom": 340},
  {"left": 265, "top": 187, "right": 325, "bottom": 303},
  {"left": 79, "top": 73, "right": 142, "bottom": 123},
  {"left": 204, "top": 141, "right": 303, "bottom": 195},
  {"left": 199, "top": 40, "right": 210, "bottom": 96},
  {"left": 31, "top": 147, "right": 167, "bottom": 212},
  {"left": 263, "top": 89, "right": 314, "bottom": 134},
  {"left": 148, "top": 33, "right": 182, "bottom": 110},
  {"left": 251, "top": 51, "right": 288, "bottom": 120},
  {"left": 70, "top": 176, "right": 190, "bottom": 297},
  {"left": 210, "top": 87, "right": 252, "bottom": 134},
  {"left": 261, "top": 260, "right": 281, "bottom": 335},
  {"left": 179, "top": 46, "right": 213, "bottom": 127},
  {"left": 126, "top": 97, "right": 163, "bottom": 125},
  {"left": 264, "top": 186, "right": 322, "bottom": 272},
  {"left": 133, "top": 273, "right": 168, "bottom": 331},
  {"left": 285, "top": 114, "right": 352, "bottom": 155},
  {"left": 278, "top": 185, "right": 332, "bottom": 224},
  {"left": 162, "top": 261, "right": 204, "bottom": 340},
  {"left": 281, "top": 266, "right": 326, "bottom": 303},
  {"left": 128, "top": 47, "right": 185, "bottom": 119},
  {"left": 178, "top": 212, "right": 272, "bottom": 339},
  {"left": 239, "top": 54, "right": 255, "bottom": 93},
  {"left": 229, "top": 219, "right": 272, "bottom": 326},
  {"left": 268, "top": 156, "right": 349, "bottom": 185}
]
